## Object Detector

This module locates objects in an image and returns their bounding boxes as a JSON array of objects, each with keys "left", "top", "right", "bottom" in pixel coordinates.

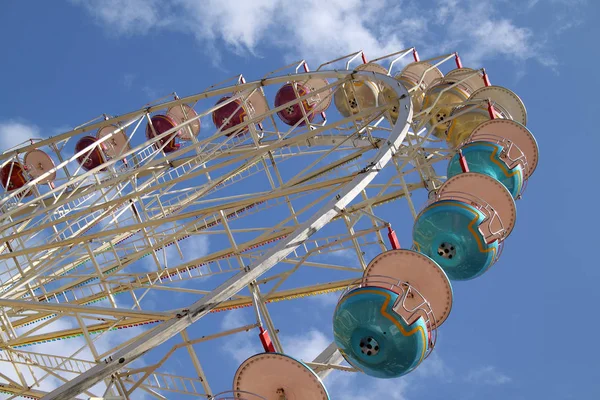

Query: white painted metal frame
[
  {"left": 0, "top": 48, "right": 484, "bottom": 399},
  {"left": 35, "top": 69, "right": 413, "bottom": 399}
]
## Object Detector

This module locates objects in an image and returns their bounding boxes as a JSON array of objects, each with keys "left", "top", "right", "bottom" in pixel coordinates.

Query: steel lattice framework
[{"left": 0, "top": 49, "right": 494, "bottom": 399}]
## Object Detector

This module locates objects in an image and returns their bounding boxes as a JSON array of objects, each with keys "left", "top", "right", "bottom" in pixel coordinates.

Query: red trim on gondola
[
  {"left": 412, "top": 48, "right": 420, "bottom": 62},
  {"left": 454, "top": 53, "right": 463, "bottom": 69},
  {"left": 487, "top": 100, "right": 496, "bottom": 120},
  {"left": 482, "top": 69, "right": 491, "bottom": 87},
  {"left": 458, "top": 149, "right": 469, "bottom": 173},
  {"left": 258, "top": 327, "right": 276, "bottom": 353},
  {"left": 387, "top": 226, "right": 401, "bottom": 250}
]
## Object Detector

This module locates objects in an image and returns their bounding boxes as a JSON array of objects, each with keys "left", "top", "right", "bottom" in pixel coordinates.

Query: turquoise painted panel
[
  {"left": 412, "top": 200, "right": 498, "bottom": 281},
  {"left": 333, "top": 287, "right": 428, "bottom": 379},
  {"left": 447, "top": 141, "right": 523, "bottom": 198}
]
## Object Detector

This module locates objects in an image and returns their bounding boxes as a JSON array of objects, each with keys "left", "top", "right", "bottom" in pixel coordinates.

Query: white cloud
[
  {"left": 326, "top": 370, "right": 412, "bottom": 400},
  {"left": 179, "top": 233, "right": 211, "bottom": 263},
  {"left": 219, "top": 308, "right": 262, "bottom": 364},
  {"left": 0, "top": 362, "right": 66, "bottom": 397},
  {"left": 72, "top": 0, "right": 407, "bottom": 63},
  {"left": 273, "top": 0, "right": 406, "bottom": 62},
  {"left": 2, "top": 309, "right": 151, "bottom": 398},
  {"left": 218, "top": 308, "right": 331, "bottom": 364},
  {"left": 282, "top": 329, "right": 331, "bottom": 363},
  {"left": 177, "top": 0, "right": 282, "bottom": 55},
  {"left": 326, "top": 248, "right": 358, "bottom": 261},
  {"left": 324, "top": 352, "right": 453, "bottom": 399},
  {"left": 140, "top": 220, "right": 211, "bottom": 274},
  {"left": 69, "top": 0, "right": 171, "bottom": 36},
  {"left": 3, "top": 318, "right": 95, "bottom": 397},
  {"left": 70, "top": 0, "right": 565, "bottom": 72},
  {"left": 433, "top": 0, "right": 556, "bottom": 68},
  {"left": 310, "top": 291, "right": 341, "bottom": 308},
  {"left": 141, "top": 84, "right": 159, "bottom": 100},
  {"left": 0, "top": 120, "right": 41, "bottom": 152},
  {"left": 465, "top": 365, "right": 512, "bottom": 385},
  {"left": 413, "top": 352, "right": 453, "bottom": 382}
]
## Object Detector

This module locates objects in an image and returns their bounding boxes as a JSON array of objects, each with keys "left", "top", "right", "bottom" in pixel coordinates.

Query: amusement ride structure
[{"left": 0, "top": 48, "right": 538, "bottom": 399}]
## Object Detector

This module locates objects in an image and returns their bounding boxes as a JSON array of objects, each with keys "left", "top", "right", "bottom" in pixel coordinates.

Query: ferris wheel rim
[{"left": 37, "top": 68, "right": 414, "bottom": 400}]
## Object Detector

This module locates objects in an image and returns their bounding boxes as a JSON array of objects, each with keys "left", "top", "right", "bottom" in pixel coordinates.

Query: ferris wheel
[{"left": 0, "top": 47, "right": 539, "bottom": 399}]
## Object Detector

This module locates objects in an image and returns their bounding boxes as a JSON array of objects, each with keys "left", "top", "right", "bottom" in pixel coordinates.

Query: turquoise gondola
[
  {"left": 333, "top": 287, "right": 428, "bottom": 379},
  {"left": 447, "top": 141, "right": 524, "bottom": 198},
  {"left": 412, "top": 199, "right": 499, "bottom": 281}
]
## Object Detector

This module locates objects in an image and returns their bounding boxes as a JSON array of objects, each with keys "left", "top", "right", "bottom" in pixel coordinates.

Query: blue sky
[{"left": 0, "top": 0, "right": 598, "bottom": 399}]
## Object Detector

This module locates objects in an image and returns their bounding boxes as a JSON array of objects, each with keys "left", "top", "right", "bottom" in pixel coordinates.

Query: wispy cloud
[
  {"left": 309, "top": 291, "right": 341, "bottom": 308},
  {"left": 6, "top": 318, "right": 102, "bottom": 396},
  {"left": 4, "top": 308, "right": 152, "bottom": 397},
  {"left": 325, "top": 351, "right": 454, "bottom": 399},
  {"left": 123, "top": 73, "right": 136, "bottom": 90},
  {"left": 141, "top": 85, "right": 159, "bottom": 100},
  {"left": 465, "top": 365, "right": 512, "bottom": 385},
  {"left": 413, "top": 352, "right": 453, "bottom": 382},
  {"left": 326, "top": 370, "right": 412, "bottom": 400},
  {"left": 71, "top": 0, "right": 405, "bottom": 63},
  {"left": 433, "top": 0, "right": 557, "bottom": 68},
  {"left": 69, "top": 0, "right": 171, "bottom": 36},
  {"left": 282, "top": 329, "right": 331, "bottom": 362},
  {"left": 0, "top": 120, "right": 41, "bottom": 152},
  {"left": 219, "top": 308, "right": 262, "bottom": 364},
  {"left": 218, "top": 307, "right": 331, "bottom": 363},
  {"left": 70, "top": 0, "right": 568, "bottom": 72}
]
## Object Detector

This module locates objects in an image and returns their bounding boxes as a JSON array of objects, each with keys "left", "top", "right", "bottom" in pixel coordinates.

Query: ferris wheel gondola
[
  {"left": 212, "top": 96, "right": 251, "bottom": 136},
  {"left": 231, "top": 353, "right": 330, "bottom": 399},
  {"left": 23, "top": 149, "right": 56, "bottom": 185},
  {"left": 146, "top": 114, "right": 181, "bottom": 153},
  {"left": 75, "top": 135, "right": 108, "bottom": 171},
  {"left": 274, "top": 82, "right": 318, "bottom": 126},
  {"left": 96, "top": 123, "right": 131, "bottom": 161},
  {"left": 413, "top": 172, "right": 517, "bottom": 280},
  {"left": 444, "top": 68, "right": 487, "bottom": 93},
  {"left": 395, "top": 61, "right": 444, "bottom": 114},
  {"left": 301, "top": 77, "right": 333, "bottom": 114},
  {"left": 167, "top": 103, "right": 201, "bottom": 141},
  {"left": 445, "top": 85, "right": 527, "bottom": 148},
  {"left": 333, "top": 62, "right": 386, "bottom": 120},
  {"left": 333, "top": 249, "right": 452, "bottom": 378},
  {"left": 447, "top": 118, "right": 539, "bottom": 199},
  {"left": 0, "top": 161, "right": 31, "bottom": 196}
]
